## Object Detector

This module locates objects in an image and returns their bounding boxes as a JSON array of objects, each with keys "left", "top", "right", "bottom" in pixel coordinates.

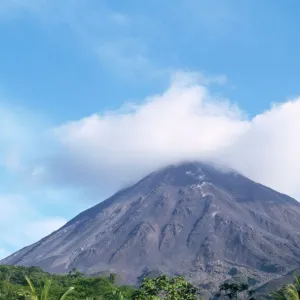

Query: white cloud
[
  {"left": 222, "top": 100, "right": 300, "bottom": 197},
  {"left": 40, "top": 72, "right": 243, "bottom": 191},
  {"left": 1, "top": 71, "right": 300, "bottom": 257},
  {"left": 38, "top": 71, "right": 300, "bottom": 199}
]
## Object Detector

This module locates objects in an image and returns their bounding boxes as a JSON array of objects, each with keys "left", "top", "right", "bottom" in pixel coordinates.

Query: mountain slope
[{"left": 3, "top": 162, "right": 300, "bottom": 288}]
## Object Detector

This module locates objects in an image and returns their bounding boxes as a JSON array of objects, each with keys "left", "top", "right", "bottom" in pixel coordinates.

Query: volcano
[{"left": 3, "top": 162, "right": 300, "bottom": 288}]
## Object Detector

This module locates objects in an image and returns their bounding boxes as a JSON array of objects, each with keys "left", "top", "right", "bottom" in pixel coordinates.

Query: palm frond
[
  {"left": 293, "top": 274, "right": 300, "bottom": 290},
  {"left": 271, "top": 290, "right": 286, "bottom": 300},
  {"left": 59, "top": 286, "right": 75, "bottom": 300},
  {"left": 25, "top": 275, "right": 38, "bottom": 300},
  {"left": 284, "top": 284, "right": 299, "bottom": 300},
  {"left": 41, "top": 279, "right": 52, "bottom": 300}
]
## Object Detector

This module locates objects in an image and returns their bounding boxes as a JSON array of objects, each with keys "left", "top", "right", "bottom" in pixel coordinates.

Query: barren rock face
[{"left": 3, "top": 162, "right": 300, "bottom": 288}]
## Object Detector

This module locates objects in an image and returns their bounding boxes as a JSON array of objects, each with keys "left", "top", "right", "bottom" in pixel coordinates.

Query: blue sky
[{"left": 1, "top": 0, "right": 300, "bottom": 258}]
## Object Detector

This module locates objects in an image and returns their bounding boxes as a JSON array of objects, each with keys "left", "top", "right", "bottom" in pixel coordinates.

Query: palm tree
[
  {"left": 112, "top": 290, "right": 128, "bottom": 300},
  {"left": 271, "top": 274, "right": 300, "bottom": 300},
  {"left": 25, "top": 275, "right": 74, "bottom": 300}
]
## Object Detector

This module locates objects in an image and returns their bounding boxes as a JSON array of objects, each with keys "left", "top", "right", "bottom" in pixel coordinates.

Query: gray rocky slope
[{"left": 3, "top": 162, "right": 300, "bottom": 288}]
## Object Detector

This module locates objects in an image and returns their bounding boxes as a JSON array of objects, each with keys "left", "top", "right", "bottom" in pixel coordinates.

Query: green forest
[{"left": 0, "top": 264, "right": 298, "bottom": 300}]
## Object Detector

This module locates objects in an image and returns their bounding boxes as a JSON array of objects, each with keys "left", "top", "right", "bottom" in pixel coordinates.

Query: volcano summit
[{"left": 3, "top": 162, "right": 300, "bottom": 288}]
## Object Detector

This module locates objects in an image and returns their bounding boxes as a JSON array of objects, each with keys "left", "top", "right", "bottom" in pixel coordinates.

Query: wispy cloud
[
  {"left": 0, "top": 193, "right": 66, "bottom": 255},
  {"left": 0, "top": 103, "right": 39, "bottom": 173},
  {"left": 0, "top": 248, "right": 10, "bottom": 260},
  {"left": 1, "top": 0, "right": 242, "bottom": 81},
  {"left": 0, "top": 101, "right": 70, "bottom": 255},
  {"left": 9, "top": 0, "right": 157, "bottom": 79},
  {"left": 96, "top": 37, "right": 170, "bottom": 80},
  {"left": 110, "top": 12, "right": 131, "bottom": 26}
]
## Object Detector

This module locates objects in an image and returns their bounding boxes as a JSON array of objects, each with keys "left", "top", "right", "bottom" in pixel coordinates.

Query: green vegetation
[
  {"left": 215, "top": 283, "right": 255, "bottom": 300},
  {"left": 0, "top": 266, "right": 202, "bottom": 299},
  {"left": 132, "top": 275, "right": 199, "bottom": 299},
  {"left": 0, "top": 265, "right": 135, "bottom": 299},
  {"left": 271, "top": 274, "right": 300, "bottom": 300},
  {"left": 0, "top": 264, "right": 300, "bottom": 299},
  {"left": 24, "top": 275, "right": 75, "bottom": 300}
]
